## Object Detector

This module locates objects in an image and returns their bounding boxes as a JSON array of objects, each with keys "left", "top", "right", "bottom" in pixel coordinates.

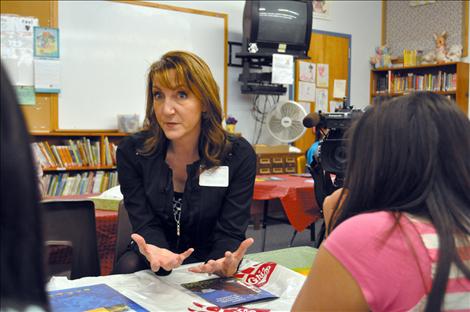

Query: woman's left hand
[{"left": 188, "top": 238, "right": 254, "bottom": 277}]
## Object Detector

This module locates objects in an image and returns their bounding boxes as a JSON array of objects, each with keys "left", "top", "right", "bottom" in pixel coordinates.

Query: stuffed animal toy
[
  {"left": 434, "top": 31, "right": 448, "bottom": 63},
  {"left": 446, "top": 44, "right": 462, "bottom": 62},
  {"left": 370, "top": 46, "right": 391, "bottom": 68}
]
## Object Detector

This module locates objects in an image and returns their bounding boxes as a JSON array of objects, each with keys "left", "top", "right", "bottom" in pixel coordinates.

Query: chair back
[
  {"left": 113, "top": 200, "right": 133, "bottom": 269},
  {"left": 42, "top": 199, "right": 101, "bottom": 279}
]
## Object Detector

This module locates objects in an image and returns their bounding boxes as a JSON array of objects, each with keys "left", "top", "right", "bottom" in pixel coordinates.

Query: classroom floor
[{"left": 246, "top": 219, "right": 322, "bottom": 254}]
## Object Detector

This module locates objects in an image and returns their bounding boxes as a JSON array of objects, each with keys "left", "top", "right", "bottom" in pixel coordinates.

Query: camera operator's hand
[{"left": 323, "top": 188, "right": 347, "bottom": 236}]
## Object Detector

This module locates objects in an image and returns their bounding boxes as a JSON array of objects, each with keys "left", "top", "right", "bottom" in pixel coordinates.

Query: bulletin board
[
  {"left": 57, "top": 1, "right": 227, "bottom": 130},
  {"left": 382, "top": 1, "right": 468, "bottom": 57}
]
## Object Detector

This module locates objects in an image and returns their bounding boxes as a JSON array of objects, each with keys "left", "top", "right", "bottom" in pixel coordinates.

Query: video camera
[
  {"left": 302, "top": 102, "right": 363, "bottom": 247},
  {"left": 303, "top": 109, "right": 363, "bottom": 184}
]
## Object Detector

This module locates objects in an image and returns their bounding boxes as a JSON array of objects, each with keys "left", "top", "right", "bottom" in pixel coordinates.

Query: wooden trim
[
  {"left": 50, "top": 0, "right": 58, "bottom": 27},
  {"left": 463, "top": 0, "right": 468, "bottom": 57},
  {"left": 223, "top": 13, "right": 228, "bottom": 117},
  {"left": 372, "top": 61, "right": 458, "bottom": 72},
  {"left": 381, "top": 0, "right": 387, "bottom": 46},
  {"left": 115, "top": 0, "right": 226, "bottom": 18},
  {"left": 31, "top": 131, "right": 127, "bottom": 136},
  {"left": 50, "top": 1, "right": 59, "bottom": 130}
]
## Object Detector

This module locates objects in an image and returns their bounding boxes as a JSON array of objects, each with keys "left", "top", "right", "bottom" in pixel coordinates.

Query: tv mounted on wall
[{"left": 242, "top": 0, "right": 313, "bottom": 58}]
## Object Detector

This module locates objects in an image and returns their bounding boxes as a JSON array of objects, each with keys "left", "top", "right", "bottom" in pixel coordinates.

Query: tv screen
[
  {"left": 243, "top": 0, "right": 312, "bottom": 56},
  {"left": 257, "top": 1, "right": 307, "bottom": 46}
]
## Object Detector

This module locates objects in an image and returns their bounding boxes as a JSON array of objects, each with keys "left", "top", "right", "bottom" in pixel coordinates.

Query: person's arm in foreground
[{"left": 291, "top": 245, "right": 368, "bottom": 311}]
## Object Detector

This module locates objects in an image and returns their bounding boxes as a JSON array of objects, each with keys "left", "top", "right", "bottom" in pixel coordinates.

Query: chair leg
[
  {"left": 310, "top": 222, "right": 316, "bottom": 242},
  {"left": 289, "top": 230, "right": 297, "bottom": 247},
  {"left": 261, "top": 200, "right": 269, "bottom": 252}
]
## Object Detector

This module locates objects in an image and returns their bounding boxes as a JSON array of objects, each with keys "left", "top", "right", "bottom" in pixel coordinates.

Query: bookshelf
[
  {"left": 31, "top": 132, "right": 127, "bottom": 197},
  {"left": 370, "top": 62, "right": 469, "bottom": 114}
]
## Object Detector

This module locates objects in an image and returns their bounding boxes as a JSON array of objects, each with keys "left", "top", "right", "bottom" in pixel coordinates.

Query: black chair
[
  {"left": 42, "top": 199, "right": 101, "bottom": 279},
  {"left": 113, "top": 200, "right": 133, "bottom": 270}
]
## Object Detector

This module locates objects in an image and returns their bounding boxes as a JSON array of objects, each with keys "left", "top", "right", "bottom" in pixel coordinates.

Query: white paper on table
[
  {"left": 299, "top": 61, "right": 315, "bottom": 83},
  {"left": 316, "top": 64, "right": 329, "bottom": 88},
  {"left": 271, "top": 53, "right": 294, "bottom": 85},
  {"left": 330, "top": 100, "right": 343, "bottom": 112},
  {"left": 315, "top": 88, "right": 328, "bottom": 112},
  {"left": 298, "top": 81, "right": 316, "bottom": 102},
  {"left": 34, "top": 58, "right": 60, "bottom": 92},
  {"left": 298, "top": 101, "right": 311, "bottom": 114},
  {"left": 333, "top": 79, "right": 346, "bottom": 99},
  {"left": 93, "top": 185, "right": 123, "bottom": 200}
]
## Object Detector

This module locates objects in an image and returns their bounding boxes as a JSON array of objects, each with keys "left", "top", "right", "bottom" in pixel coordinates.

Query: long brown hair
[{"left": 140, "top": 51, "right": 231, "bottom": 167}]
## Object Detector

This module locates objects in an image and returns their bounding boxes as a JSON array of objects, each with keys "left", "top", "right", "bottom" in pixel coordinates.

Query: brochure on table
[{"left": 48, "top": 260, "right": 305, "bottom": 311}]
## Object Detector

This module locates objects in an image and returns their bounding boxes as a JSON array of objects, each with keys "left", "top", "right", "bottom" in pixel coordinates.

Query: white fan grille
[{"left": 266, "top": 101, "right": 307, "bottom": 143}]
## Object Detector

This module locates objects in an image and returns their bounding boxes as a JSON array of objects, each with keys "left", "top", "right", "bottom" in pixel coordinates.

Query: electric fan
[{"left": 266, "top": 101, "right": 307, "bottom": 143}]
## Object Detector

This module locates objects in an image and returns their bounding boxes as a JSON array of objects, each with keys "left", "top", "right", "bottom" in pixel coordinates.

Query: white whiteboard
[{"left": 58, "top": 1, "right": 226, "bottom": 130}]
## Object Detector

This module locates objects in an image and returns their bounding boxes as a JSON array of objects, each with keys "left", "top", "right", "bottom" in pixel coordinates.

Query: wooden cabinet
[
  {"left": 370, "top": 62, "right": 469, "bottom": 114},
  {"left": 31, "top": 132, "right": 127, "bottom": 197}
]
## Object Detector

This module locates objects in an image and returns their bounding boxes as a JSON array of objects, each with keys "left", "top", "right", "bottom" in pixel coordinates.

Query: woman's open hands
[
  {"left": 131, "top": 233, "right": 194, "bottom": 272},
  {"left": 188, "top": 238, "right": 254, "bottom": 277}
]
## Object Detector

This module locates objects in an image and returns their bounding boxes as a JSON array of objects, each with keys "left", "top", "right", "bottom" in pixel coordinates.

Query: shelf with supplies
[
  {"left": 30, "top": 131, "right": 128, "bottom": 197},
  {"left": 370, "top": 62, "right": 469, "bottom": 114}
]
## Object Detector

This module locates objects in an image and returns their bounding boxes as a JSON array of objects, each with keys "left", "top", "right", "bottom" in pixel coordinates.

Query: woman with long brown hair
[
  {"left": 293, "top": 92, "right": 470, "bottom": 311},
  {"left": 114, "top": 51, "right": 256, "bottom": 277}
]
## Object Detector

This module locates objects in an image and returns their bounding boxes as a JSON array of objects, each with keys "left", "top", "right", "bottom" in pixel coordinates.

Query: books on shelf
[
  {"left": 43, "top": 171, "right": 118, "bottom": 197},
  {"left": 48, "top": 284, "right": 148, "bottom": 312},
  {"left": 31, "top": 136, "right": 119, "bottom": 170},
  {"left": 374, "top": 71, "right": 457, "bottom": 95}
]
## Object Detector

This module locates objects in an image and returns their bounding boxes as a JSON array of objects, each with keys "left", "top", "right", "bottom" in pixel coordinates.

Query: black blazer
[{"left": 117, "top": 132, "right": 256, "bottom": 266}]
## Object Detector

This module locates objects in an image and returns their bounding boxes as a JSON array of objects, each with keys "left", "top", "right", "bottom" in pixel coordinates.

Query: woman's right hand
[{"left": 131, "top": 233, "right": 194, "bottom": 272}]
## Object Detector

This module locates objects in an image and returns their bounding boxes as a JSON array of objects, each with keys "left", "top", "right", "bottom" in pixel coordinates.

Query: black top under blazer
[{"left": 117, "top": 131, "right": 257, "bottom": 267}]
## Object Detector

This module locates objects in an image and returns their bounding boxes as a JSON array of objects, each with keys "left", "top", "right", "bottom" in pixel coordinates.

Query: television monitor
[{"left": 243, "top": 0, "right": 313, "bottom": 57}]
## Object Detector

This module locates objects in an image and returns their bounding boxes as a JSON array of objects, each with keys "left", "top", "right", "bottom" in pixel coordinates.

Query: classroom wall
[{"left": 151, "top": 0, "right": 382, "bottom": 144}]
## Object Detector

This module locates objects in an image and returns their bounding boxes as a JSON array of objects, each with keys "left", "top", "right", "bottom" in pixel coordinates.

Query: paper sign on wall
[
  {"left": 315, "top": 88, "right": 328, "bottom": 112},
  {"left": 34, "top": 59, "right": 60, "bottom": 93},
  {"left": 333, "top": 79, "right": 346, "bottom": 99},
  {"left": 298, "top": 81, "right": 316, "bottom": 102},
  {"left": 299, "top": 61, "right": 316, "bottom": 83},
  {"left": 272, "top": 53, "right": 294, "bottom": 85},
  {"left": 316, "top": 64, "right": 329, "bottom": 88}
]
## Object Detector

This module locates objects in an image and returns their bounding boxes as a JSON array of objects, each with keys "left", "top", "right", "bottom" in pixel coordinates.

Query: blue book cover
[
  {"left": 48, "top": 284, "right": 148, "bottom": 312},
  {"left": 181, "top": 277, "right": 278, "bottom": 308}
]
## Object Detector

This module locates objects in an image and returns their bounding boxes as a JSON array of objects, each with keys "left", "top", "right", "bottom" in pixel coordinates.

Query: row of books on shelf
[
  {"left": 42, "top": 170, "right": 118, "bottom": 197},
  {"left": 32, "top": 137, "right": 118, "bottom": 169},
  {"left": 374, "top": 71, "right": 457, "bottom": 94}
]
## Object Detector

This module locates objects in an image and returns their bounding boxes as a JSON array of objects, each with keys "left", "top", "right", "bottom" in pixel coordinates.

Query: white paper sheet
[
  {"left": 298, "top": 81, "right": 316, "bottom": 102},
  {"left": 330, "top": 100, "right": 343, "bottom": 112},
  {"left": 34, "top": 58, "right": 60, "bottom": 92},
  {"left": 315, "top": 88, "right": 328, "bottom": 112},
  {"left": 298, "top": 101, "right": 311, "bottom": 114},
  {"left": 333, "top": 79, "right": 346, "bottom": 99},
  {"left": 316, "top": 64, "right": 329, "bottom": 88},
  {"left": 271, "top": 53, "right": 294, "bottom": 85},
  {"left": 299, "top": 61, "right": 315, "bottom": 83}
]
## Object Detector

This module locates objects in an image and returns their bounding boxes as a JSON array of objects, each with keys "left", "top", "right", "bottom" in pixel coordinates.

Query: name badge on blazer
[{"left": 199, "top": 166, "right": 229, "bottom": 187}]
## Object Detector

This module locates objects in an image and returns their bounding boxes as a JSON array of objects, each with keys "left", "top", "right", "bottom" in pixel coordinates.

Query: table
[
  {"left": 253, "top": 174, "right": 320, "bottom": 232},
  {"left": 48, "top": 247, "right": 317, "bottom": 311}
]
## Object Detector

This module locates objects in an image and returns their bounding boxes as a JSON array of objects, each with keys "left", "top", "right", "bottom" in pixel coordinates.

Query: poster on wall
[
  {"left": 315, "top": 88, "right": 328, "bottom": 112},
  {"left": 299, "top": 61, "right": 316, "bottom": 83},
  {"left": 316, "top": 64, "right": 329, "bottom": 88},
  {"left": 298, "top": 81, "right": 316, "bottom": 102},
  {"left": 34, "top": 27, "right": 60, "bottom": 58},
  {"left": 312, "top": 1, "right": 330, "bottom": 20}
]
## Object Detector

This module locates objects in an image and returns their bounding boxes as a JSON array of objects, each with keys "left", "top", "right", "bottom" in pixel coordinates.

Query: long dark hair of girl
[
  {"left": 329, "top": 92, "right": 470, "bottom": 311},
  {"left": 1, "top": 65, "right": 49, "bottom": 310}
]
